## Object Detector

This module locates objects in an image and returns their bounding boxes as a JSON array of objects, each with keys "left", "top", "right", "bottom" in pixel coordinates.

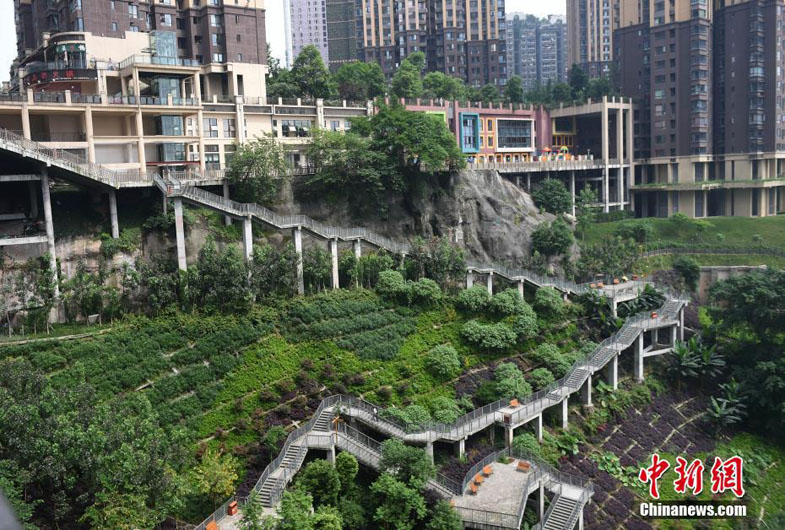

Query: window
[
  {"left": 130, "top": 23, "right": 139, "bottom": 31},
  {"left": 223, "top": 119, "right": 236, "bottom": 138},
  {"left": 330, "top": 120, "right": 340, "bottom": 131},
  {"left": 237, "top": 53, "right": 242, "bottom": 61},
  {"left": 111, "top": 21, "right": 118, "bottom": 31},
  {"left": 280, "top": 119, "right": 313, "bottom": 137},
  {"left": 496, "top": 120, "right": 532, "bottom": 149},
  {"left": 236, "top": 34, "right": 241, "bottom": 42},
  {"left": 161, "top": 14, "right": 172, "bottom": 26},
  {"left": 212, "top": 53, "right": 224, "bottom": 62},
  {"left": 695, "top": 191, "right": 704, "bottom": 217},
  {"left": 210, "top": 14, "right": 223, "bottom": 27},
  {"left": 203, "top": 118, "right": 218, "bottom": 137},
  {"left": 129, "top": 4, "right": 138, "bottom": 18},
  {"left": 205, "top": 145, "right": 220, "bottom": 169}
]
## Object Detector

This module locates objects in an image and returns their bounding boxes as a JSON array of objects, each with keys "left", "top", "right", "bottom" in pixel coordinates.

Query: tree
[
  {"left": 80, "top": 490, "right": 160, "bottom": 530},
  {"left": 303, "top": 247, "right": 332, "bottom": 293},
  {"left": 533, "top": 287, "right": 566, "bottom": 319},
  {"left": 426, "top": 500, "right": 463, "bottom": 530},
  {"left": 376, "top": 270, "right": 408, "bottom": 301},
  {"left": 531, "top": 219, "right": 573, "bottom": 258},
  {"left": 278, "top": 489, "right": 315, "bottom": 530},
  {"left": 494, "top": 362, "right": 532, "bottom": 400},
  {"left": 313, "top": 506, "right": 343, "bottom": 530},
  {"left": 379, "top": 439, "right": 435, "bottom": 490},
  {"left": 406, "top": 237, "right": 466, "bottom": 288},
  {"left": 456, "top": 285, "right": 491, "bottom": 313},
  {"left": 673, "top": 255, "right": 700, "bottom": 292},
  {"left": 422, "top": 72, "right": 466, "bottom": 100},
  {"left": 568, "top": 65, "right": 589, "bottom": 99},
  {"left": 250, "top": 243, "right": 298, "bottom": 299},
  {"left": 14, "top": 255, "right": 57, "bottom": 333},
  {"left": 334, "top": 61, "right": 386, "bottom": 100},
  {"left": 487, "top": 288, "right": 527, "bottom": 316},
  {"left": 528, "top": 367, "right": 555, "bottom": 389},
  {"left": 296, "top": 459, "right": 341, "bottom": 507},
  {"left": 532, "top": 179, "right": 572, "bottom": 214},
  {"left": 239, "top": 491, "right": 274, "bottom": 530},
  {"left": 479, "top": 84, "right": 500, "bottom": 103},
  {"left": 576, "top": 236, "right": 639, "bottom": 280},
  {"left": 290, "top": 45, "right": 336, "bottom": 99},
  {"left": 334, "top": 452, "right": 359, "bottom": 491},
  {"left": 505, "top": 75, "right": 524, "bottom": 104},
  {"left": 136, "top": 252, "right": 181, "bottom": 314},
  {"left": 370, "top": 474, "right": 427, "bottom": 530},
  {"left": 667, "top": 341, "right": 700, "bottom": 390},
  {"left": 575, "top": 186, "right": 599, "bottom": 239},
  {"left": 391, "top": 53, "right": 424, "bottom": 99},
  {"left": 227, "top": 135, "right": 288, "bottom": 203},
  {"left": 192, "top": 239, "right": 252, "bottom": 313},
  {"left": 425, "top": 345, "right": 462, "bottom": 379},
  {"left": 193, "top": 448, "right": 239, "bottom": 510}
]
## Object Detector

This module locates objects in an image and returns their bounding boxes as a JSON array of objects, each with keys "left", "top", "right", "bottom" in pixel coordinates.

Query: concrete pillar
[
  {"left": 489, "top": 426, "right": 495, "bottom": 445},
  {"left": 108, "top": 189, "right": 119, "bottom": 239},
  {"left": 627, "top": 107, "right": 634, "bottom": 210},
  {"left": 353, "top": 239, "right": 362, "bottom": 259},
  {"left": 537, "top": 484, "right": 545, "bottom": 519},
  {"left": 21, "top": 104, "right": 31, "bottom": 140},
  {"left": 561, "top": 397, "right": 568, "bottom": 429},
  {"left": 330, "top": 238, "right": 339, "bottom": 289},
  {"left": 135, "top": 110, "right": 146, "bottom": 170},
  {"left": 672, "top": 324, "right": 677, "bottom": 348},
  {"left": 84, "top": 106, "right": 95, "bottom": 163},
  {"left": 611, "top": 298, "right": 618, "bottom": 318},
  {"left": 679, "top": 308, "right": 684, "bottom": 341},
  {"left": 504, "top": 425, "right": 513, "bottom": 448},
  {"left": 635, "top": 333, "right": 644, "bottom": 382},
  {"left": 526, "top": 174, "right": 531, "bottom": 191},
  {"left": 535, "top": 414, "right": 543, "bottom": 442},
  {"left": 222, "top": 181, "right": 232, "bottom": 226},
  {"left": 242, "top": 216, "right": 253, "bottom": 262},
  {"left": 293, "top": 227, "right": 304, "bottom": 295},
  {"left": 608, "top": 355, "right": 618, "bottom": 390},
  {"left": 653, "top": 328, "right": 659, "bottom": 347},
  {"left": 426, "top": 442, "right": 434, "bottom": 465},
  {"left": 517, "top": 280, "right": 524, "bottom": 298},
  {"left": 581, "top": 373, "right": 593, "bottom": 406},
  {"left": 327, "top": 445, "right": 336, "bottom": 464},
  {"left": 486, "top": 272, "right": 493, "bottom": 295},
  {"left": 174, "top": 198, "right": 187, "bottom": 271},
  {"left": 162, "top": 191, "right": 168, "bottom": 215},
  {"left": 616, "top": 109, "right": 624, "bottom": 206},
  {"left": 457, "top": 438, "right": 465, "bottom": 459},
  {"left": 28, "top": 181, "right": 39, "bottom": 219},
  {"left": 466, "top": 271, "right": 474, "bottom": 289},
  {"left": 196, "top": 109, "right": 206, "bottom": 171},
  {"left": 601, "top": 100, "right": 610, "bottom": 212},
  {"left": 579, "top": 510, "right": 584, "bottom": 530},
  {"left": 399, "top": 252, "right": 406, "bottom": 269},
  {"left": 570, "top": 170, "right": 576, "bottom": 217},
  {"left": 40, "top": 170, "right": 59, "bottom": 298}
]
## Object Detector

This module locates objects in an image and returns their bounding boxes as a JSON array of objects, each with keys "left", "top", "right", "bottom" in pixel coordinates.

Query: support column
[
  {"left": 526, "top": 174, "right": 531, "bottom": 191},
  {"left": 601, "top": 99, "right": 610, "bottom": 212},
  {"left": 486, "top": 271, "right": 493, "bottom": 295},
  {"left": 135, "top": 110, "right": 146, "bottom": 170},
  {"left": 242, "top": 216, "right": 253, "bottom": 261},
  {"left": 162, "top": 191, "right": 168, "bottom": 215},
  {"left": 84, "top": 106, "right": 95, "bottom": 163},
  {"left": 108, "top": 189, "right": 119, "bottom": 239},
  {"left": 40, "top": 170, "right": 59, "bottom": 298},
  {"left": 570, "top": 170, "right": 576, "bottom": 217},
  {"left": 653, "top": 328, "right": 659, "bottom": 347},
  {"left": 579, "top": 510, "right": 584, "bottom": 530},
  {"left": 517, "top": 280, "right": 524, "bottom": 298},
  {"left": 28, "top": 181, "right": 39, "bottom": 219},
  {"left": 222, "top": 181, "right": 232, "bottom": 226},
  {"left": 21, "top": 104, "right": 31, "bottom": 140},
  {"left": 616, "top": 109, "right": 624, "bottom": 206},
  {"left": 627, "top": 106, "right": 635, "bottom": 211},
  {"left": 611, "top": 298, "right": 618, "bottom": 318},
  {"left": 672, "top": 324, "right": 677, "bottom": 348},
  {"left": 634, "top": 333, "right": 644, "bottom": 382},
  {"left": 174, "top": 198, "right": 187, "bottom": 271},
  {"left": 581, "top": 373, "right": 592, "bottom": 407},
  {"left": 489, "top": 426, "right": 495, "bottom": 445},
  {"left": 330, "top": 238, "right": 339, "bottom": 289},
  {"left": 353, "top": 239, "right": 362, "bottom": 259},
  {"left": 561, "top": 397, "right": 568, "bottom": 429},
  {"left": 608, "top": 355, "right": 618, "bottom": 390},
  {"left": 535, "top": 414, "right": 543, "bottom": 442},
  {"left": 679, "top": 308, "right": 684, "bottom": 341},
  {"left": 293, "top": 227, "right": 304, "bottom": 295},
  {"left": 504, "top": 425, "right": 514, "bottom": 448},
  {"left": 426, "top": 442, "right": 434, "bottom": 465},
  {"left": 537, "top": 484, "right": 545, "bottom": 520},
  {"left": 466, "top": 270, "right": 474, "bottom": 289},
  {"left": 457, "top": 438, "right": 465, "bottom": 459},
  {"left": 327, "top": 445, "right": 336, "bottom": 464}
]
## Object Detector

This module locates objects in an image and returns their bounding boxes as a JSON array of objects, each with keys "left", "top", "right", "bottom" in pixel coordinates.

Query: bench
[
  {"left": 613, "top": 278, "right": 620, "bottom": 285},
  {"left": 517, "top": 460, "right": 531, "bottom": 472},
  {"left": 509, "top": 399, "right": 519, "bottom": 407},
  {"left": 589, "top": 283, "right": 597, "bottom": 289},
  {"left": 469, "top": 483, "right": 478, "bottom": 495},
  {"left": 597, "top": 282, "right": 605, "bottom": 288},
  {"left": 474, "top": 474, "right": 485, "bottom": 485},
  {"left": 227, "top": 500, "right": 238, "bottom": 516},
  {"left": 206, "top": 522, "right": 218, "bottom": 530},
  {"left": 482, "top": 465, "right": 493, "bottom": 477}
]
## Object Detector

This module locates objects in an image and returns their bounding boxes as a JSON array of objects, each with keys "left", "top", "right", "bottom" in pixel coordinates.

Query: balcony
[{"left": 119, "top": 55, "right": 200, "bottom": 69}]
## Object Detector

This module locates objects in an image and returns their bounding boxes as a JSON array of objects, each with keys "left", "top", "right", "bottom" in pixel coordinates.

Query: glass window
[
  {"left": 223, "top": 119, "right": 236, "bottom": 138},
  {"left": 203, "top": 118, "right": 218, "bottom": 137}
]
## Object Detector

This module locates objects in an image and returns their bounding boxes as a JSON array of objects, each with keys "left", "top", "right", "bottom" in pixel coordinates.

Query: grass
[
  {"left": 583, "top": 216, "right": 785, "bottom": 250},
  {"left": 636, "top": 254, "right": 785, "bottom": 274}
]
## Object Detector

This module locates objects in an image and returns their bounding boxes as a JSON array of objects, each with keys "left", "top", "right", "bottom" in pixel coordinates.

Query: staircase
[
  {"left": 564, "top": 367, "right": 589, "bottom": 390},
  {"left": 542, "top": 495, "right": 579, "bottom": 530}
]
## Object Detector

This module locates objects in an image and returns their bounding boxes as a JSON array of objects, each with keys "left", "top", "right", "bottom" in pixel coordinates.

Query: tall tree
[
  {"left": 370, "top": 474, "right": 427, "bottom": 530},
  {"left": 505, "top": 75, "right": 524, "bottom": 103},
  {"left": 192, "top": 448, "right": 239, "bottom": 510},
  {"left": 422, "top": 72, "right": 467, "bottom": 100},
  {"left": 391, "top": 53, "right": 425, "bottom": 99},
  {"left": 334, "top": 61, "right": 386, "bottom": 100},
  {"left": 227, "top": 134, "right": 288, "bottom": 203},
  {"left": 290, "top": 45, "right": 337, "bottom": 99},
  {"left": 568, "top": 64, "right": 589, "bottom": 99},
  {"left": 479, "top": 84, "right": 500, "bottom": 103}
]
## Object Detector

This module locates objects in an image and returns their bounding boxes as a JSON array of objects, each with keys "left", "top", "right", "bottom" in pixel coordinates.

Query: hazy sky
[{"left": 0, "top": 0, "right": 565, "bottom": 83}]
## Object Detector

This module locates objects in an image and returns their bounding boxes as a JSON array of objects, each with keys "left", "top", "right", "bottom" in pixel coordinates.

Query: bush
[
  {"left": 533, "top": 287, "right": 565, "bottom": 319},
  {"left": 512, "top": 432, "right": 541, "bottom": 457},
  {"left": 528, "top": 367, "right": 555, "bottom": 389},
  {"left": 531, "top": 219, "right": 573, "bottom": 257},
  {"left": 531, "top": 344, "right": 571, "bottom": 377},
  {"left": 511, "top": 312, "right": 538, "bottom": 341},
  {"left": 429, "top": 396, "right": 462, "bottom": 423},
  {"left": 461, "top": 320, "right": 517, "bottom": 351},
  {"left": 487, "top": 289, "right": 525, "bottom": 317},
  {"left": 383, "top": 404, "right": 432, "bottom": 427},
  {"left": 494, "top": 362, "right": 532, "bottom": 400},
  {"left": 425, "top": 345, "right": 462, "bottom": 379},
  {"left": 614, "top": 219, "right": 654, "bottom": 243},
  {"left": 673, "top": 255, "right": 700, "bottom": 291},
  {"left": 376, "top": 270, "right": 407, "bottom": 300},
  {"left": 532, "top": 179, "right": 572, "bottom": 214},
  {"left": 407, "top": 278, "right": 442, "bottom": 306},
  {"left": 455, "top": 285, "right": 491, "bottom": 313}
]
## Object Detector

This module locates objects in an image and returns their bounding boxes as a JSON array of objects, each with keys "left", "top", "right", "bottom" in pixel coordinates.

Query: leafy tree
[
  {"left": 239, "top": 491, "right": 272, "bottom": 530},
  {"left": 422, "top": 72, "right": 467, "bottom": 100},
  {"left": 0, "top": 461, "right": 37, "bottom": 529},
  {"left": 335, "top": 452, "right": 359, "bottom": 491},
  {"left": 357, "top": 251, "right": 395, "bottom": 288},
  {"left": 250, "top": 243, "right": 298, "bottom": 298},
  {"left": 278, "top": 489, "right": 315, "bottom": 530},
  {"left": 575, "top": 186, "right": 599, "bottom": 240},
  {"left": 456, "top": 285, "right": 491, "bottom": 313},
  {"left": 533, "top": 287, "right": 566, "bottom": 319},
  {"left": 479, "top": 84, "right": 500, "bottom": 103},
  {"left": 290, "top": 45, "right": 337, "bottom": 99},
  {"left": 379, "top": 439, "right": 435, "bottom": 489},
  {"left": 313, "top": 505, "right": 343, "bottom": 530},
  {"left": 511, "top": 432, "right": 541, "bottom": 457},
  {"left": 227, "top": 135, "right": 288, "bottom": 203},
  {"left": 505, "top": 75, "right": 524, "bottom": 103},
  {"left": 487, "top": 288, "right": 526, "bottom": 316},
  {"left": 303, "top": 247, "right": 332, "bottom": 293},
  {"left": 568, "top": 65, "right": 589, "bottom": 99},
  {"left": 266, "top": 68, "right": 299, "bottom": 100},
  {"left": 667, "top": 341, "right": 700, "bottom": 390},
  {"left": 406, "top": 237, "right": 466, "bottom": 288},
  {"left": 137, "top": 252, "right": 181, "bottom": 314},
  {"left": 297, "top": 459, "right": 341, "bottom": 507},
  {"left": 262, "top": 426, "right": 287, "bottom": 457},
  {"left": 512, "top": 311, "right": 538, "bottom": 341},
  {"left": 426, "top": 500, "right": 463, "bottom": 530},
  {"left": 551, "top": 82, "right": 572, "bottom": 102},
  {"left": 614, "top": 219, "right": 654, "bottom": 244},
  {"left": 391, "top": 53, "right": 425, "bottom": 99},
  {"left": 193, "top": 448, "right": 239, "bottom": 509},
  {"left": 407, "top": 278, "right": 442, "bottom": 306},
  {"left": 192, "top": 239, "right": 252, "bottom": 313},
  {"left": 461, "top": 320, "right": 517, "bottom": 351},
  {"left": 531, "top": 219, "right": 573, "bottom": 257},
  {"left": 494, "top": 362, "right": 532, "bottom": 400},
  {"left": 576, "top": 236, "right": 639, "bottom": 280},
  {"left": 532, "top": 179, "right": 572, "bottom": 214},
  {"left": 14, "top": 255, "right": 57, "bottom": 333},
  {"left": 673, "top": 255, "right": 700, "bottom": 292},
  {"left": 531, "top": 343, "right": 571, "bottom": 377},
  {"left": 80, "top": 490, "right": 160, "bottom": 530},
  {"left": 376, "top": 270, "right": 408, "bottom": 301},
  {"left": 370, "top": 474, "right": 427, "bottom": 530},
  {"left": 334, "top": 61, "right": 386, "bottom": 100},
  {"left": 429, "top": 396, "right": 462, "bottom": 423},
  {"left": 528, "top": 367, "right": 555, "bottom": 389},
  {"left": 425, "top": 345, "right": 462, "bottom": 379}
]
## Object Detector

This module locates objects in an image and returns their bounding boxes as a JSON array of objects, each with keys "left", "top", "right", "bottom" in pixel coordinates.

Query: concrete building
[
  {"left": 325, "top": 0, "right": 357, "bottom": 72},
  {"left": 355, "top": 0, "right": 506, "bottom": 88},
  {"left": 506, "top": 14, "right": 567, "bottom": 90},
  {"left": 285, "top": 0, "right": 330, "bottom": 67},
  {"left": 567, "top": 0, "right": 619, "bottom": 77},
  {"left": 616, "top": 0, "right": 785, "bottom": 218}
]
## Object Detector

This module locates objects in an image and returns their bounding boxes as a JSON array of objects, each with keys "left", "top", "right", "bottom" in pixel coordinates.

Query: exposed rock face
[{"left": 277, "top": 169, "right": 552, "bottom": 262}]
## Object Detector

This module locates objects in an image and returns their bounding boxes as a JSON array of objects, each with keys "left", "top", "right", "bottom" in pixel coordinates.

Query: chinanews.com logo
[{"left": 636, "top": 453, "right": 748, "bottom": 519}]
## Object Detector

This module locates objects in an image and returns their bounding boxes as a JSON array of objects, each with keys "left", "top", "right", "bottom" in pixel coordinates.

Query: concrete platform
[{"left": 452, "top": 459, "right": 532, "bottom": 522}]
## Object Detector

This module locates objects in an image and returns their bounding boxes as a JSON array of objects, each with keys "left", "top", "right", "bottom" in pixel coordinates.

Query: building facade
[
  {"left": 285, "top": 0, "right": 330, "bottom": 67},
  {"left": 506, "top": 13, "right": 567, "bottom": 90},
  {"left": 616, "top": 0, "right": 785, "bottom": 218},
  {"left": 567, "top": 0, "right": 619, "bottom": 77}
]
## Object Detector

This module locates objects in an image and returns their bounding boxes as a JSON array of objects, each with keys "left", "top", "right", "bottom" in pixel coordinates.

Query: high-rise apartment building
[
  {"left": 567, "top": 0, "right": 619, "bottom": 77},
  {"left": 355, "top": 0, "right": 506, "bottom": 87},
  {"left": 615, "top": 0, "right": 785, "bottom": 218},
  {"left": 506, "top": 13, "right": 567, "bottom": 90},
  {"left": 325, "top": 0, "right": 357, "bottom": 71},
  {"left": 285, "top": 0, "right": 329, "bottom": 66}
]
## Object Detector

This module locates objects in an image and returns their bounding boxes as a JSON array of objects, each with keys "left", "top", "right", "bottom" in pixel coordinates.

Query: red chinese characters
[
  {"left": 638, "top": 453, "right": 671, "bottom": 499},
  {"left": 710, "top": 456, "right": 745, "bottom": 498},
  {"left": 673, "top": 456, "right": 704, "bottom": 495}
]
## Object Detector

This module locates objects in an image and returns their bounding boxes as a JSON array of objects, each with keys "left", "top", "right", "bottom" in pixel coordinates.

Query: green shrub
[
  {"left": 673, "top": 255, "right": 700, "bottom": 291},
  {"left": 511, "top": 432, "right": 541, "bottom": 457},
  {"left": 382, "top": 404, "right": 432, "bottom": 427},
  {"left": 487, "top": 289, "right": 525, "bottom": 316},
  {"left": 614, "top": 219, "right": 654, "bottom": 243},
  {"left": 407, "top": 278, "right": 442, "bottom": 306},
  {"left": 533, "top": 287, "right": 565, "bottom": 319},
  {"left": 494, "top": 362, "right": 532, "bottom": 400},
  {"left": 531, "top": 343, "right": 572, "bottom": 378},
  {"left": 425, "top": 345, "right": 461, "bottom": 379},
  {"left": 376, "top": 270, "right": 407, "bottom": 301},
  {"left": 528, "top": 368, "right": 555, "bottom": 389},
  {"left": 511, "top": 313, "right": 538, "bottom": 341},
  {"left": 461, "top": 320, "right": 517, "bottom": 351},
  {"left": 455, "top": 285, "right": 491, "bottom": 313},
  {"left": 531, "top": 219, "right": 573, "bottom": 257},
  {"left": 429, "top": 396, "right": 462, "bottom": 423}
]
